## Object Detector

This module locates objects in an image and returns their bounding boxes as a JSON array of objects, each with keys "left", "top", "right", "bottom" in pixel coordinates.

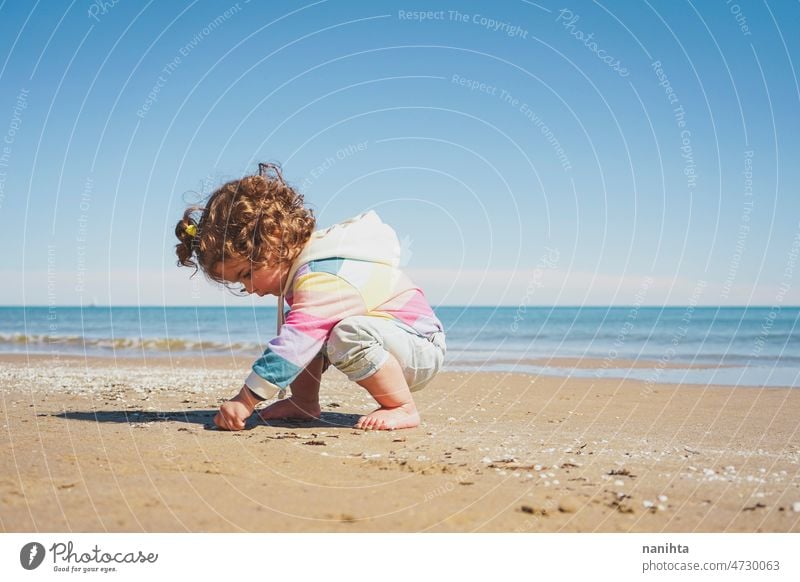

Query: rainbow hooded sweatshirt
[{"left": 244, "top": 210, "right": 444, "bottom": 399}]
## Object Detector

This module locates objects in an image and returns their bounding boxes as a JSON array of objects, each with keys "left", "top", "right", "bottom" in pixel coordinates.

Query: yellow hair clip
[{"left": 185, "top": 224, "right": 197, "bottom": 237}]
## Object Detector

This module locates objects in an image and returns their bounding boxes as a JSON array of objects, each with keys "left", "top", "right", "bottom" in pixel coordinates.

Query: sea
[{"left": 1, "top": 306, "right": 798, "bottom": 388}]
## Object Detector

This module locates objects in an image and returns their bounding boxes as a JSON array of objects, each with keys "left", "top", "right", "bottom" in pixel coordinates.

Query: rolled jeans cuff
[
  {"left": 344, "top": 349, "right": 391, "bottom": 383},
  {"left": 325, "top": 315, "right": 446, "bottom": 392}
]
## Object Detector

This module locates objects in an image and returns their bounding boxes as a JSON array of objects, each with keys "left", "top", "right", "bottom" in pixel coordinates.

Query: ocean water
[{"left": 1, "top": 306, "right": 798, "bottom": 388}]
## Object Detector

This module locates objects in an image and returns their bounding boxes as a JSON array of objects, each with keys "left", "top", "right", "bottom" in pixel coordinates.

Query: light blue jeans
[{"left": 323, "top": 315, "right": 446, "bottom": 392}]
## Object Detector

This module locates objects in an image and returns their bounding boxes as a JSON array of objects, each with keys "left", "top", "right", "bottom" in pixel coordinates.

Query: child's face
[{"left": 213, "top": 258, "right": 287, "bottom": 297}]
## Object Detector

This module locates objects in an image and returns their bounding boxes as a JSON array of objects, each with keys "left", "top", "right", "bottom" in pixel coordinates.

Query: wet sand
[
  {"left": 452, "top": 356, "right": 734, "bottom": 370},
  {"left": 1, "top": 354, "right": 799, "bottom": 532}
]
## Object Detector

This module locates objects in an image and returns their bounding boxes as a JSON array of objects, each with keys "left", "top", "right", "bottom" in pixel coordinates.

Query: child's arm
[
  {"left": 244, "top": 271, "right": 365, "bottom": 400},
  {"left": 213, "top": 356, "right": 324, "bottom": 431},
  {"left": 213, "top": 384, "right": 265, "bottom": 431}
]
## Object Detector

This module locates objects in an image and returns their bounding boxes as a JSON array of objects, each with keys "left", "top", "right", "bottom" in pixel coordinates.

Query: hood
[{"left": 280, "top": 210, "right": 401, "bottom": 296}]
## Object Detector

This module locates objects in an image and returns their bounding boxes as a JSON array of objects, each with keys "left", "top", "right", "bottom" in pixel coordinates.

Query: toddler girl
[{"left": 174, "top": 163, "right": 446, "bottom": 431}]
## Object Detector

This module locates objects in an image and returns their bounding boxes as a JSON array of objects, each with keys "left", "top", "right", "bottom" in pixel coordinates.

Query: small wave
[{"left": 0, "top": 333, "right": 260, "bottom": 353}]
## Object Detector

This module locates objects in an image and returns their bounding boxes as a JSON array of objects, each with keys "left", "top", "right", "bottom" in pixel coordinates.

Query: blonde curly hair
[{"left": 175, "top": 162, "right": 315, "bottom": 291}]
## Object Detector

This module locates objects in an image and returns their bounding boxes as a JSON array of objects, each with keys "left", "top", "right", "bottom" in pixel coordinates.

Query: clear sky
[{"left": 0, "top": 0, "right": 798, "bottom": 307}]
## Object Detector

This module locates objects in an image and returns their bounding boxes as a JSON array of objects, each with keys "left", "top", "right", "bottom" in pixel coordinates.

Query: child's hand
[{"left": 213, "top": 385, "right": 260, "bottom": 431}]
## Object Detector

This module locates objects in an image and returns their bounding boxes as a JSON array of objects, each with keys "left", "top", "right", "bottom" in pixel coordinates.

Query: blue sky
[{"left": 0, "top": 0, "right": 798, "bottom": 306}]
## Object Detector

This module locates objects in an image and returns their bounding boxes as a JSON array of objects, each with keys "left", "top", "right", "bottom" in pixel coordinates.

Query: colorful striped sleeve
[{"left": 244, "top": 270, "right": 366, "bottom": 399}]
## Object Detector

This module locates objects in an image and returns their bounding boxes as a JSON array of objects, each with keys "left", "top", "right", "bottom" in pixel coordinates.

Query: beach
[{"left": 1, "top": 353, "right": 798, "bottom": 533}]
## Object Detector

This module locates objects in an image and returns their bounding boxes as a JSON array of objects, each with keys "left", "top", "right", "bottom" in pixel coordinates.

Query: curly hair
[{"left": 175, "top": 162, "right": 316, "bottom": 290}]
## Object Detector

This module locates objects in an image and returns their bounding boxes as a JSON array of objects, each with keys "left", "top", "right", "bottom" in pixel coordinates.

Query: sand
[{"left": 1, "top": 353, "right": 799, "bottom": 532}]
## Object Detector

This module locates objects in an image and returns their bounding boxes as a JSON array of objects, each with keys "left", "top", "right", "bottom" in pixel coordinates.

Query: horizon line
[{"left": 3, "top": 304, "right": 799, "bottom": 309}]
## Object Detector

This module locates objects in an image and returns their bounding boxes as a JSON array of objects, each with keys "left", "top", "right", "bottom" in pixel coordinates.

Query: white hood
[{"left": 280, "top": 210, "right": 401, "bottom": 296}]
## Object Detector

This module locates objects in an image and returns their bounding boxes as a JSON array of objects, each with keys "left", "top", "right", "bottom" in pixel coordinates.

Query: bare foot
[
  {"left": 355, "top": 402, "right": 420, "bottom": 431},
  {"left": 258, "top": 396, "right": 321, "bottom": 421}
]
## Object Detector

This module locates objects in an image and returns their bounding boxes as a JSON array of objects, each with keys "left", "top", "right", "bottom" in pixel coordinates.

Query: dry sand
[{"left": 1, "top": 353, "right": 799, "bottom": 532}]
